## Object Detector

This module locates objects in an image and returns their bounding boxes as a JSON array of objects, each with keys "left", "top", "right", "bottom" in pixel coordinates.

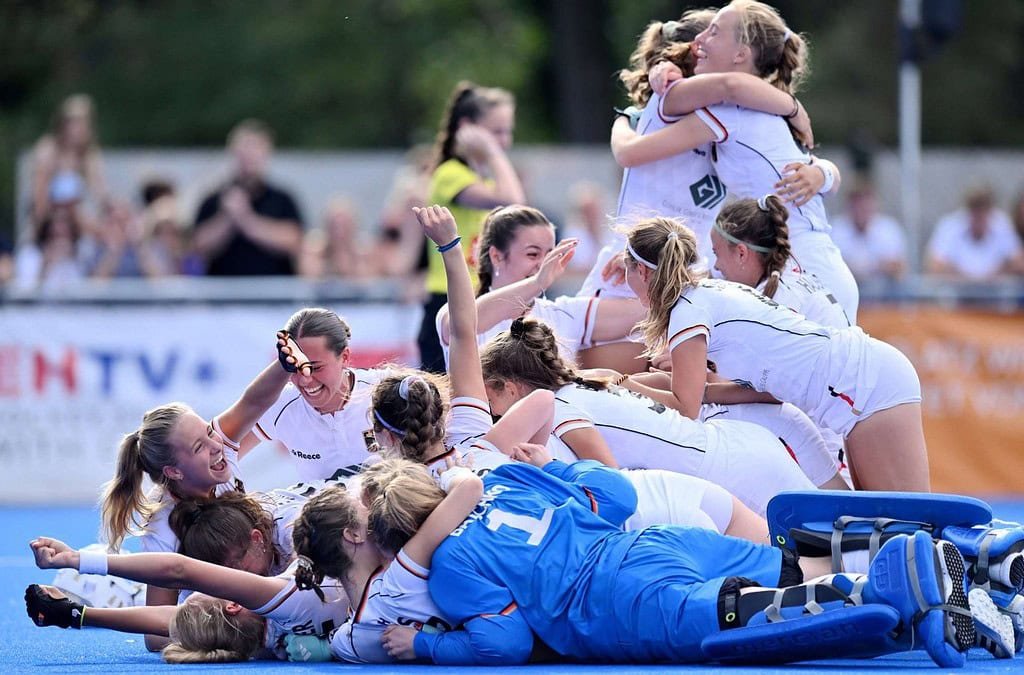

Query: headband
[
  {"left": 626, "top": 241, "right": 658, "bottom": 270},
  {"left": 713, "top": 221, "right": 775, "bottom": 254},
  {"left": 374, "top": 409, "right": 403, "bottom": 435}
]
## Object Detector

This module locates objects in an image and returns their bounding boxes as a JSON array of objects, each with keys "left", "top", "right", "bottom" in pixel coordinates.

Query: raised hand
[
  {"left": 277, "top": 330, "right": 313, "bottom": 377},
  {"left": 601, "top": 250, "right": 628, "bottom": 286},
  {"left": 412, "top": 205, "right": 459, "bottom": 248},
  {"left": 536, "top": 238, "right": 579, "bottom": 291}
]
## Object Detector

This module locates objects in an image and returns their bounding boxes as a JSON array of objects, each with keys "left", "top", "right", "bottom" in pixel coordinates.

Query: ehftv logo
[{"left": 689, "top": 174, "right": 726, "bottom": 209}]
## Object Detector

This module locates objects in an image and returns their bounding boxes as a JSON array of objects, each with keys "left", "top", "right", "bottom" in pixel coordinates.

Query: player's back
[{"left": 428, "top": 462, "right": 641, "bottom": 657}]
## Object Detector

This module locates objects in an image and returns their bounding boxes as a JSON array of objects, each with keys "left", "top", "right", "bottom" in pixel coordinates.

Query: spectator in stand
[
  {"left": 365, "top": 175, "right": 430, "bottom": 282},
  {"left": 1011, "top": 186, "right": 1024, "bottom": 244},
  {"left": 560, "top": 181, "right": 611, "bottom": 276},
  {"left": 87, "top": 198, "right": 177, "bottom": 279},
  {"left": 192, "top": 120, "right": 303, "bottom": 276},
  {"left": 29, "top": 94, "right": 109, "bottom": 229},
  {"left": 12, "top": 204, "right": 87, "bottom": 293},
  {"left": 298, "top": 196, "right": 365, "bottom": 279},
  {"left": 830, "top": 179, "right": 907, "bottom": 282},
  {"left": 926, "top": 185, "right": 1024, "bottom": 280}
]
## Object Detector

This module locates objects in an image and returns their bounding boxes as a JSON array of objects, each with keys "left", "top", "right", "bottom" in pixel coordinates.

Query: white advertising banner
[{"left": 0, "top": 303, "right": 420, "bottom": 503}]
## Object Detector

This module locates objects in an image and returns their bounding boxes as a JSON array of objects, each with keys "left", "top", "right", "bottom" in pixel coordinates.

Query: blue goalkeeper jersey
[{"left": 425, "top": 459, "right": 641, "bottom": 659}]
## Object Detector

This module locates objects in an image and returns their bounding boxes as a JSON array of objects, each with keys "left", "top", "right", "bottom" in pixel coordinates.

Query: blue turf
[{"left": 4, "top": 501, "right": 1024, "bottom": 673}]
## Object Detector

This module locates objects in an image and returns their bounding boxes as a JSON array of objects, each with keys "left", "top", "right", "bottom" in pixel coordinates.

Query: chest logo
[{"left": 689, "top": 174, "right": 726, "bottom": 209}]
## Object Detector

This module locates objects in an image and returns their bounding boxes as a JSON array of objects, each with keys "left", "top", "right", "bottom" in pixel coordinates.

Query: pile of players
[{"left": 24, "top": 0, "right": 1024, "bottom": 668}]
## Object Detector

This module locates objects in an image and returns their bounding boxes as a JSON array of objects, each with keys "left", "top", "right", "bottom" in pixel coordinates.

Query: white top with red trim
[
  {"left": 668, "top": 278, "right": 843, "bottom": 412},
  {"left": 437, "top": 294, "right": 600, "bottom": 371},
  {"left": 433, "top": 396, "right": 512, "bottom": 479},
  {"left": 259, "top": 562, "right": 349, "bottom": 660},
  {"left": 616, "top": 91, "right": 720, "bottom": 259},
  {"left": 757, "top": 266, "right": 850, "bottom": 330},
  {"left": 693, "top": 104, "right": 831, "bottom": 235},
  {"left": 255, "top": 369, "right": 389, "bottom": 482},
  {"left": 329, "top": 550, "right": 453, "bottom": 664},
  {"left": 551, "top": 382, "right": 709, "bottom": 474}
]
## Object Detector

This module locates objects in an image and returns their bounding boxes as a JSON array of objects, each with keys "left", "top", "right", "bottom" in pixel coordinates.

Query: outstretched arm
[
  {"left": 484, "top": 389, "right": 556, "bottom": 451},
  {"left": 611, "top": 114, "right": 719, "bottom": 168},
  {"left": 30, "top": 537, "right": 283, "bottom": 611}
]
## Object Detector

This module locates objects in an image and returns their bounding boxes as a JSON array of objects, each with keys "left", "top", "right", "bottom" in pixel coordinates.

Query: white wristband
[
  {"left": 438, "top": 465, "right": 475, "bottom": 494},
  {"left": 817, "top": 162, "right": 835, "bottom": 195},
  {"left": 78, "top": 549, "right": 109, "bottom": 576}
]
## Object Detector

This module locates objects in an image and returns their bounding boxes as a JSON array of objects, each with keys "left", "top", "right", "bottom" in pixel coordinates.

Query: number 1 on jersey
[{"left": 485, "top": 508, "right": 553, "bottom": 545}]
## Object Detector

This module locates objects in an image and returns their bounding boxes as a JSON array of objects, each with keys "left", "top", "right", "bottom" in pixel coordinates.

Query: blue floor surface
[{"left": 4, "top": 501, "right": 1024, "bottom": 673}]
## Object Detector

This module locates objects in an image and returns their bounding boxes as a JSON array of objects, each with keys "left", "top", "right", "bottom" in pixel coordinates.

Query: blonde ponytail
[{"left": 162, "top": 596, "right": 265, "bottom": 663}]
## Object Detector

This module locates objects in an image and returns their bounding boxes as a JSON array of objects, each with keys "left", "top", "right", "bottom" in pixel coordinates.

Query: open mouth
[
  {"left": 302, "top": 383, "right": 326, "bottom": 396},
  {"left": 210, "top": 454, "right": 227, "bottom": 472}
]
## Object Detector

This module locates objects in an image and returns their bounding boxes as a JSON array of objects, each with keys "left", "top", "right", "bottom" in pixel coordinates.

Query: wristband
[
  {"left": 785, "top": 94, "right": 800, "bottom": 120},
  {"left": 78, "top": 550, "right": 109, "bottom": 576},
  {"left": 436, "top": 237, "right": 462, "bottom": 253},
  {"left": 438, "top": 465, "right": 474, "bottom": 494},
  {"left": 816, "top": 162, "right": 835, "bottom": 195},
  {"left": 79, "top": 605, "right": 87, "bottom": 629}
]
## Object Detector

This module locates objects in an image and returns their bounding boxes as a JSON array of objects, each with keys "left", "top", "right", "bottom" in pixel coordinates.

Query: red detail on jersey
[
  {"left": 583, "top": 487, "right": 599, "bottom": 514},
  {"left": 581, "top": 296, "right": 598, "bottom": 347},
  {"left": 33, "top": 348, "right": 76, "bottom": 395},
  {"left": 354, "top": 565, "right": 386, "bottom": 623},
  {"left": 699, "top": 107, "right": 729, "bottom": 142},
  {"left": 779, "top": 438, "right": 799, "bottom": 464},
  {"left": 553, "top": 419, "right": 590, "bottom": 435},
  {"left": 396, "top": 554, "right": 429, "bottom": 581},
  {"left": 256, "top": 584, "right": 298, "bottom": 617}
]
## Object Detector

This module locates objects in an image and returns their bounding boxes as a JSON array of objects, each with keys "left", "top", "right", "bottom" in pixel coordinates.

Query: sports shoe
[
  {"left": 943, "top": 523, "right": 1024, "bottom": 593},
  {"left": 863, "top": 531, "right": 973, "bottom": 668},
  {"left": 969, "top": 587, "right": 1015, "bottom": 659}
]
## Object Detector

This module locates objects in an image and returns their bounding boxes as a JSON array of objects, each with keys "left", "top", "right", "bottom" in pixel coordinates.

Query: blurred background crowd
[{"left": 2, "top": 0, "right": 1024, "bottom": 297}]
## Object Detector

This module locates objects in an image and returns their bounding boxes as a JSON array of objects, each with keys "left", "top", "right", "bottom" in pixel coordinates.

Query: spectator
[
  {"left": 29, "top": 94, "right": 108, "bottom": 228},
  {"left": 1011, "top": 186, "right": 1024, "bottom": 244},
  {"left": 142, "top": 194, "right": 204, "bottom": 276},
  {"left": 830, "top": 179, "right": 908, "bottom": 281},
  {"left": 926, "top": 186, "right": 1024, "bottom": 280},
  {"left": 192, "top": 120, "right": 303, "bottom": 275},
  {"left": 560, "top": 181, "right": 611, "bottom": 274},
  {"left": 12, "top": 205, "right": 87, "bottom": 293},
  {"left": 364, "top": 175, "right": 429, "bottom": 281},
  {"left": 87, "top": 198, "right": 175, "bottom": 279},
  {"left": 297, "top": 197, "right": 364, "bottom": 279}
]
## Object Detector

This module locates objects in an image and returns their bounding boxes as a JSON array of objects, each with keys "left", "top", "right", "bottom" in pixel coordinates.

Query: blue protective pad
[
  {"left": 701, "top": 605, "right": 904, "bottom": 665},
  {"left": 768, "top": 490, "right": 992, "bottom": 552}
]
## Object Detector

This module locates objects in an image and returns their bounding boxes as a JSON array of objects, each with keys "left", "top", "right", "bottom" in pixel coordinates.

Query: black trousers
[{"left": 416, "top": 292, "right": 449, "bottom": 373}]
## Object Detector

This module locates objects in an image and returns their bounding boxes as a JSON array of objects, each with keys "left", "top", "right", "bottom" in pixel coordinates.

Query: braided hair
[
  {"left": 370, "top": 370, "right": 449, "bottom": 463},
  {"left": 290, "top": 485, "right": 357, "bottom": 600},
  {"left": 479, "top": 317, "right": 610, "bottom": 394}
]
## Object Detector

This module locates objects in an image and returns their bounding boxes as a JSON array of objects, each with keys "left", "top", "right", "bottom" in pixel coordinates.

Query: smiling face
[
  {"left": 291, "top": 335, "right": 351, "bottom": 413},
  {"left": 163, "top": 412, "right": 232, "bottom": 495},
  {"left": 710, "top": 228, "right": 763, "bottom": 287},
  {"left": 693, "top": 6, "right": 747, "bottom": 75},
  {"left": 490, "top": 223, "right": 556, "bottom": 290}
]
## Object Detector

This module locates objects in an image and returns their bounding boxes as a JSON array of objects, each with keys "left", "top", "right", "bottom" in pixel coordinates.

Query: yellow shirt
[{"left": 425, "top": 159, "right": 491, "bottom": 293}]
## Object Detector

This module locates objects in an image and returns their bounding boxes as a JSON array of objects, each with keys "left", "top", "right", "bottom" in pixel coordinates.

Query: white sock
[{"left": 841, "top": 549, "right": 870, "bottom": 574}]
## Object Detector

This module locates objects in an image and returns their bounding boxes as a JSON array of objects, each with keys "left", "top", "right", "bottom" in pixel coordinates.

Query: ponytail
[
  {"left": 362, "top": 459, "right": 445, "bottom": 554},
  {"left": 618, "top": 10, "right": 715, "bottom": 106},
  {"left": 100, "top": 403, "right": 190, "bottom": 551},
  {"left": 625, "top": 218, "right": 701, "bottom": 357},
  {"left": 431, "top": 81, "right": 514, "bottom": 171}
]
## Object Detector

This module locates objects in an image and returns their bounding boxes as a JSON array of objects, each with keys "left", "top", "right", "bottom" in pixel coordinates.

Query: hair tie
[
  {"left": 666, "top": 230, "right": 679, "bottom": 241},
  {"left": 712, "top": 221, "right": 775, "bottom": 254},
  {"left": 770, "top": 270, "right": 782, "bottom": 280},
  {"left": 294, "top": 555, "right": 325, "bottom": 601},
  {"left": 782, "top": 28, "right": 792, "bottom": 43},
  {"left": 626, "top": 241, "right": 657, "bottom": 270},
  {"left": 398, "top": 375, "right": 425, "bottom": 401},
  {"left": 374, "top": 409, "right": 403, "bottom": 435},
  {"left": 510, "top": 317, "right": 528, "bottom": 339},
  {"left": 757, "top": 195, "right": 772, "bottom": 211},
  {"left": 661, "top": 20, "right": 682, "bottom": 41}
]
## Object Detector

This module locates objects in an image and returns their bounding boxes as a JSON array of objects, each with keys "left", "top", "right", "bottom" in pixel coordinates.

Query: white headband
[{"left": 626, "top": 241, "right": 657, "bottom": 270}]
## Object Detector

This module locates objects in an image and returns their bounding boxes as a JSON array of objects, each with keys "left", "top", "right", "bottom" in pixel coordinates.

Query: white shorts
[
  {"left": 810, "top": 331, "right": 922, "bottom": 438},
  {"left": 621, "top": 469, "right": 733, "bottom": 534},
  {"left": 701, "top": 419, "right": 816, "bottom": 516},
  {"left": 789, "top": 230, "right": 860, "bottom": 324},
  {"left": 701, "top": 402, "right": 839, "bottom": 488}
]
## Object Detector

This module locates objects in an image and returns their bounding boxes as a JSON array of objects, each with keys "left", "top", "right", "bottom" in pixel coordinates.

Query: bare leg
[
  {"left": 845, "top": 402, "right": 930, "bottom": 492},
  {"left": 724, "top": 496, "right": 769, "bottom": 544}
]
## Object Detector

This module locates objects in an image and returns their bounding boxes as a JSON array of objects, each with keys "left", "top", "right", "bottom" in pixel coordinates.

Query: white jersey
[
  {"left": 830, "top": 213, "right": 908, "bottom": 280},
  {"left": 255, "top": 369, "right": 388, "bottom": 482},
  {"left": 668, "top": 279, "right": 919, "bottom": 436},
  {"left": 437, "top": 295, "right": 599, "bottom": 370},
  {"left": 258, "top": 562, "right": 349, "bottom": 660},
  {"left": 617, "top": 92, "right": 721, "bottom": 255},
  {"left": 552, "top": 380, "right": 814, "bottom": 515},
  {"left": 257, "top": 476, "right": 357, "bottom": 567},
  {"left": 693, "top": 104, "right": 859, "bottom": 320},
  {"left": 758, "top": 267, "right": 850, "bottom": 330},
  {"left": 431, "top": 396, "right": 510, "bottom": 479},
  {"left": 330, "top": 550, "right": 453, "bottom": 664}
]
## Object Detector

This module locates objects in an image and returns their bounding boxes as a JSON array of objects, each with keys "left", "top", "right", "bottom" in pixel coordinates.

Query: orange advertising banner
[{"left": 858, "top": 306, "right": 1024, "bottom": 495}]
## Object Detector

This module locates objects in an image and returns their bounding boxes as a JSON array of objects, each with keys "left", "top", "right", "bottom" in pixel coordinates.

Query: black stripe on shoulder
[
  {"left": 592, "top": 423, "right": 705, "bottom": 453},
  {"left": 713, "top": 318, "right": 830, "bottom": 340},
  {"left": 274, "top": 394, "right": 304, "bottom": 426}
]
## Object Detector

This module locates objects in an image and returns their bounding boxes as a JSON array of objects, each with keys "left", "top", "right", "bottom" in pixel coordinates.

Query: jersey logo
[{"left": 689, "top": 174, "right": 727, "bottom": 209}]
